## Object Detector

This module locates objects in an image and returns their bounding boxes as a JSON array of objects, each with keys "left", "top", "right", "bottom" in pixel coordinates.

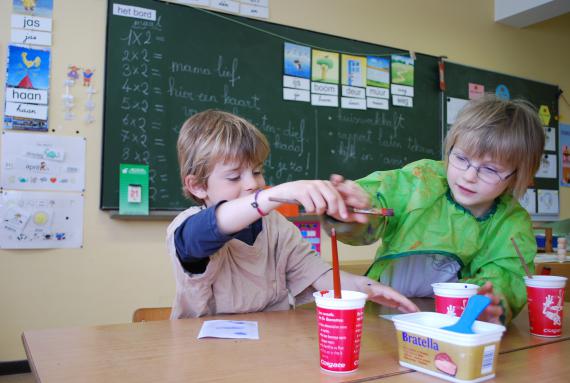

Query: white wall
[{"left": 1, "top": 0, "right": 569, "bottom": 360}]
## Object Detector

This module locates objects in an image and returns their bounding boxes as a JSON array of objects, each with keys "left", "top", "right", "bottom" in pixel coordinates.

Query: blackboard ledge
[
  {"left": 107, "top": 210, "right": 322, "bottom": 221},
  {"left": 108, "top": 210, "right": 179, "bottom": 220}
]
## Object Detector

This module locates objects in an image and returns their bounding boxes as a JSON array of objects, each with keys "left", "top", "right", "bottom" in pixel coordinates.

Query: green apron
[{"left": 336, "top": 159, "right": 536, "bottom": 324}]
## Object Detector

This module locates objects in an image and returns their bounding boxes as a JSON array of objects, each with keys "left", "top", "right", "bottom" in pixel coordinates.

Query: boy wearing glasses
[{"left": 329, "top": 95, "right": 545, "bottom": 324}]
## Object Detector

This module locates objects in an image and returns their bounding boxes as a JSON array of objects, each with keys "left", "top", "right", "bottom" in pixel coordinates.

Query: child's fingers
[
  {"left": 477, "top": 281, "right": 494, "bottom": 296},
  {"left": 320, "top": 181, "right": 348, "bottom": 218},
  {"left": 335, "top": 181, "right": 370, "bottom": 208},
  {"left": 304, "top": 180, "right": 347, "bottom": 218},
  {"left": 297, "top": 181, "right": 347, "bottom": 217},
  {"left": 481, "top": 305, "right": 503, "bottom": 324},
  {"left": 329, "top": 174, "right": 345, "bottom": 186},
  {"left": 367, "top": 284, "right": 419, "bottom": 313}
]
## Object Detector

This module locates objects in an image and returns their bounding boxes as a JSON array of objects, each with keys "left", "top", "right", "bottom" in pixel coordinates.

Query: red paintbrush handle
[{"left": 331, "top": 228, "right": 342, "bottom": 299}]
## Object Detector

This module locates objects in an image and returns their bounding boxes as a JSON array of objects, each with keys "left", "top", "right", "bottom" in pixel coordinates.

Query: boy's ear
[{"left": 184, "top": 175, "right": 207, "bottom": 200}]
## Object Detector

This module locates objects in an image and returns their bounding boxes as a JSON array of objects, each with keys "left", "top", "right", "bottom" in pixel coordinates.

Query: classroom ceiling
[{"left": 495, "top": 0, "right": 570, "bottom": 27}]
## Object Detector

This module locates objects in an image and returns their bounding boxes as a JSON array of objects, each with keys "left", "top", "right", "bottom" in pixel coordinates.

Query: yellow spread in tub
[{"left": 393, "top": 312, "right": 506, "bottom": 383}]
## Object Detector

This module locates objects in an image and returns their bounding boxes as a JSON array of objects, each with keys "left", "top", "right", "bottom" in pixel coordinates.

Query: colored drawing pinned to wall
[
  {"left": 4, "top": 44, "right": 51, "bottom": 131},
  {"left": 366, "top": 56, "right": 390, "bottom": 89},
  {"left": 0, "top": 190, "right": 83, "bottom": 249},
  {"left": 294, "top": 220, "right": 321, "bottom": 255},
  {"left": 559, "top": 123, "right": 570, "bottom": 187},
  {"left": 1, "top": 131, "right": 86, "bottom": 191},
  {"left": 311, "top": 49, "right": 339, "bottom": 84}
]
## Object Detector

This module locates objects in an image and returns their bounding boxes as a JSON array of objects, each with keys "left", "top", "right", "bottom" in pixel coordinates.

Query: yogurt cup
[
  {"left": 393, "top": 312, "right": 506, "bottom": 383},
  {"left": 313, "top": 290, "right": 367, "bottom": 373},
  {"left": 524, "top": 275, "right": 567, "bottom": 337},
  {"left": 432, "top": 283, "right": 479, "bottom": 317}
]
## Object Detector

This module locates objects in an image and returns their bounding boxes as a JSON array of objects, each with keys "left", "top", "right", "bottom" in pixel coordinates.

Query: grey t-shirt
[{"left": 380, "top": 254, "right": 460, "bottom": 297}]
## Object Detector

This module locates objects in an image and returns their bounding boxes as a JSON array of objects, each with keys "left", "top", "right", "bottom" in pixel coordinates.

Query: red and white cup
[
  {"left": 524, "top": 275, "right": 567, "bottom": 337},
  {"left": 313, "top": 290, "right": 368, "bottom": 373},
  {"left": 431, "top": 283, "right": 479, "bottom": 317}
]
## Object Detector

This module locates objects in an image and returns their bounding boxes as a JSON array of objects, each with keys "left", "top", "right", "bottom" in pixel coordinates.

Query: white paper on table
[
  {"left": 197, "top": 320, "right": 259, "bottom": 340},
  {"left": 379, "top": 314, "right": 398, "bottom": 321}
]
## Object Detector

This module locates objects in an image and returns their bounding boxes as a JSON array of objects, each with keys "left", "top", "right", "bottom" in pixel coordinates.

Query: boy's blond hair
[
  {"left": 177, "top": 110, "right": 270, "bottom": 203},
  {"left": 444, "top": 95, "right": 545, "bottom": 199}
]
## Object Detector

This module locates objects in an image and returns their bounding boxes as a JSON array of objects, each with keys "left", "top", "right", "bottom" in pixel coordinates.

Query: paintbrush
[
  {"left": 331, "top": 227, "right": 342, "bottom": 299},
  {"left": 267, "top": 197, "right": 394, "bottom": 216},
  {"left": 511, "top": 237, "right": 533, "bottom": 279}
]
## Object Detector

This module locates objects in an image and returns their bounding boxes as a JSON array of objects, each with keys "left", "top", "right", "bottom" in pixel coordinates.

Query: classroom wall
[{"left": 1, "top": 0, "right": 569, "bottom": 361}]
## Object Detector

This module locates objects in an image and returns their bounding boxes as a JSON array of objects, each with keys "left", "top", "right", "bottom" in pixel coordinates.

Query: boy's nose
[
  {"left": 463, "top": 165, "right": 479, "bottom": 182},
  {"left": 242, "top": 174, "right": 261, "bottom": 191}
]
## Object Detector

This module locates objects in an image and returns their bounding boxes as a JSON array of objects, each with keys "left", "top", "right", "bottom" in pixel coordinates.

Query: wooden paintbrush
[{"left": 267, "top": 197, "right": 393, "bottom": 216}]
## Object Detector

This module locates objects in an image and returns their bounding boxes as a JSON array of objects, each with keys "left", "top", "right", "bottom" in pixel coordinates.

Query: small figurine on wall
[
  {"left": 82, "top": 68, "right": 94, "bottom": 87},
  {"left": 67, "top": 65, "right": 80, "bottom": 85}
]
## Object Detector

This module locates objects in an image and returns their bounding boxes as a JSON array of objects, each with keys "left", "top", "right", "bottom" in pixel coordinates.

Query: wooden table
[{"left": 22, "top": 301, "right": 570, "bottom": 383}]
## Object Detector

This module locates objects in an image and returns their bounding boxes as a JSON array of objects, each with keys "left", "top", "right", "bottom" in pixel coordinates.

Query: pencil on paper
[{"left": 268, "top": 197, "right": 394, "bottom": 216}]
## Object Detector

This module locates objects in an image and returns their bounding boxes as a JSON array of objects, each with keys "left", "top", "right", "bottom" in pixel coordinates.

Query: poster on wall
[
  {"left": 293, "top": 221, "right": 321, "bottom": 255},
  {"left": 11, "top": 0, "right": 53, "bottom": 47},
  {"left": 1, "top": 131, "right": 86, "bottom": 191},
  {"left": 0, "top": 190, "right": 83, "bottom": 249},
  {"left": 4, "top": 44, "right": 51, "bottom": 131},
  {"left": 559, "top": 123, "right": 570, "bottom": 187},
  {"left": 12, "top": 0, "right": 53, "bottom": 18}
]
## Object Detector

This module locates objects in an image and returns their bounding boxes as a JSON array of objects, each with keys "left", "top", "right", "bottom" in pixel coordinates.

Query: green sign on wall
[{"left": 119, "top": 164, "right": 149, "bottom": 215}]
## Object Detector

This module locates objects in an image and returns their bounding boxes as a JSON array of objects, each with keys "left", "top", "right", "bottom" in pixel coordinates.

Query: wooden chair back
[{"left": 132, "top": 307, "right": 172, "bottom": 322}]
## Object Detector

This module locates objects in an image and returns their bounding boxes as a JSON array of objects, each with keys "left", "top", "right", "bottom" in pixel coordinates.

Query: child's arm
[
  {"left": 312, "top": 270, "right": 419, "bottom": 313},
  {"left": 216, "top": 180, "right": 369, "bottom": 235}
]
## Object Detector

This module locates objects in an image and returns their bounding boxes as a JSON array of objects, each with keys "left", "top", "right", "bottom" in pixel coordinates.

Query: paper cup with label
[
  {"left": 432, "top": 283, "right": 479, "bottom": 317},
  {"left": 524, "top": 275, "right": 567, "bottom": 337},
  {"left": 313, "top": 290, "right": 368, "bottom": 373}
]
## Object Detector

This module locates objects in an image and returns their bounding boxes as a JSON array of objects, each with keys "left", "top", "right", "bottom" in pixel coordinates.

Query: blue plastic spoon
[{"left": 441, "top": 295, "right": 492, "bottom": 334}]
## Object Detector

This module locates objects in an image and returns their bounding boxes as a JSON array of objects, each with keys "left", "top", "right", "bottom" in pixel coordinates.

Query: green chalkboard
[
  {"left": 101, "top": 0, "right": 441, "bottom": 210},
  {"left": 444, "top": 62, "right": 560, "bottom": 217}
]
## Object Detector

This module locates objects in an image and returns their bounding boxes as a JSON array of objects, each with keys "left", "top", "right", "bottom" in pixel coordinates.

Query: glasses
[{"left": 448, "top": 151, "right": 516, "bottom": 185}]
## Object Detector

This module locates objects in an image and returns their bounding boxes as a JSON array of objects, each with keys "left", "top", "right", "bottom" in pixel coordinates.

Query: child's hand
[
  {"left": 364, "top": 281, "right": 420, "bottom": 313},
  {"left": 329, "top": 174, "right": 371, "bottom": 223},
  {"left": 476, "top": 281, "right": 503, "bottom": 324},
  {"left": 268, "top": 180, "right": 349, "bottom": 218}
]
